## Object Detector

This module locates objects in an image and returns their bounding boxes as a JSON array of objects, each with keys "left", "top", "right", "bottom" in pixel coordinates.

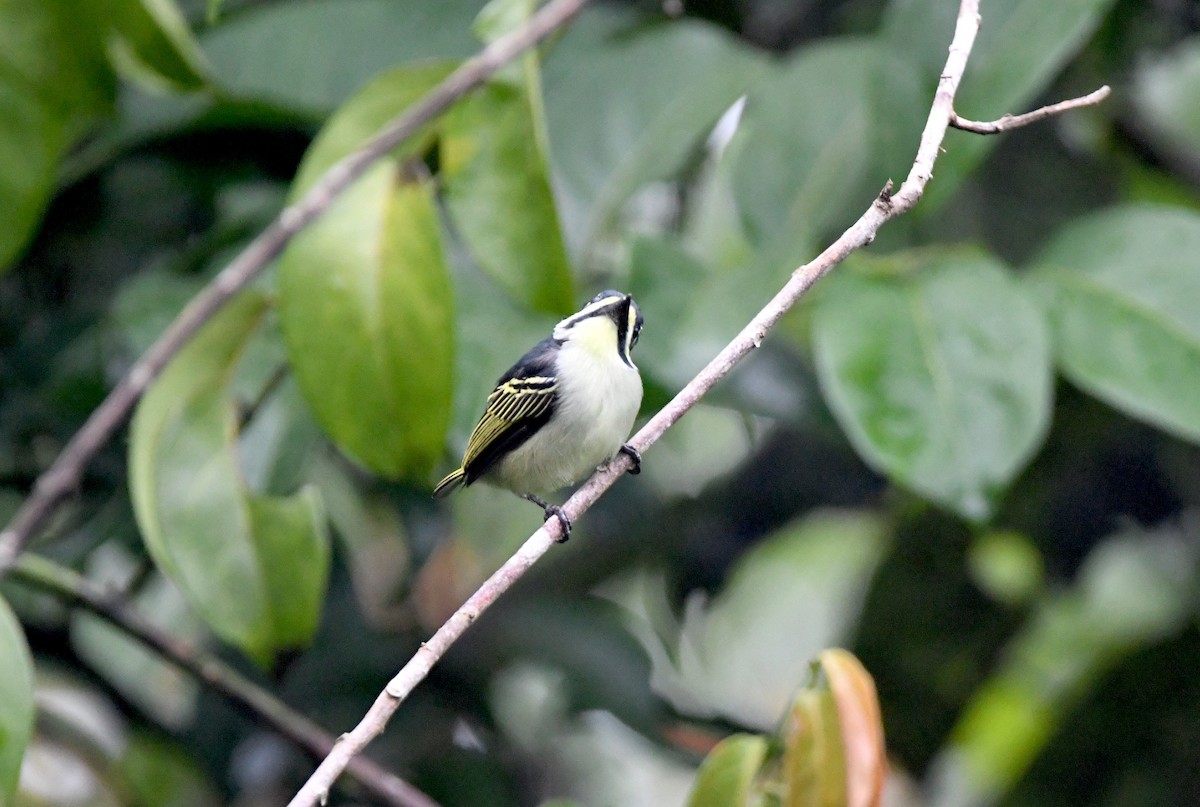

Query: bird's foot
[
  {"left": 619, "top": 443, "right": 642, "bottom": 475},
  {"left": 524, "top": 493, "right": 572, "bottom": 542}
]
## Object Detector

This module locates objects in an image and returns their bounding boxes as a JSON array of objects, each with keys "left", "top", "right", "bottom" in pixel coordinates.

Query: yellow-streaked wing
[{"left": 461, "top": 376, "right": 557, "bottom": 474}]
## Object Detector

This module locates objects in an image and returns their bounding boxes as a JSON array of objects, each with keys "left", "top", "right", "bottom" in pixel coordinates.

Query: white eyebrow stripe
[{"left": 553, "top": 295, "right": 626, "bottom": 336}]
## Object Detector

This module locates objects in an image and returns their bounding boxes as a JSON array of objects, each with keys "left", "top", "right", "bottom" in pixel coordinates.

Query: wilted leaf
[
  {"left": 279, "top": 66, "right": 456, "bottom": 479},
  {"left": 0, "top": 595, "right": 35, "bottom": 806},
  {"left": 769, "top": 651, "right": 886, "bottom": 807},
  {"left": 813, "top": 250, "right": 1052, "bottom": 520},
  {"left": 818, "top": 649, "right": 886, "bottom": 807},
  {"left": 782, "top": 687, "right": 846, "bottom": 807},
  {"left": 685, "top": 734, "right": 768, "bottom": 807},
  {"left": 1030, "top": 205, "right": 1200, "bottom": 444},
  {"left": 129, "top": 291, "right": 330, "bottom": 663}
]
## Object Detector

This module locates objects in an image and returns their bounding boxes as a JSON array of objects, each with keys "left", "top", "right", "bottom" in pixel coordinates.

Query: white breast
[{"left": 490, "top": 331, "right": 642, "bottom": 494}]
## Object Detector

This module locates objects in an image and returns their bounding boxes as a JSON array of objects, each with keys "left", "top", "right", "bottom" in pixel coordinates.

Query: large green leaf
[
  {"left": 201, "top": 0, "right": 484, "bottom": 115},
  {"left": 278, "top": 67, "right": 455, "bottom": 479},
  {"left": 724, "top": 40, "right": 923, "bottom": 255},
  {"left": 1029, "top": 206, "right": 1200, "bottom": 443},
  {"left": 443, "top": 80, "right": 575, "bottom": 315},
  {"left": 684, "top": 734, "right": 768, "bottom": 807},
  {"left": 0, "top": 595, "right": 34, "bottom": 807},
  {"left": 542, "top": 7, "right": 764, "bottom": 255},
  {"left": 812, "top": 251, "right": 1052, "bottom": 520},
  {"left": 884, "top": 0, "right": 1119, "bottom": 212},
  {"left": 129, "top": 291, "right": 330, "bottom": 664},
  {"left": 0, "top": 0, "right": 115, "bottom": 271}
]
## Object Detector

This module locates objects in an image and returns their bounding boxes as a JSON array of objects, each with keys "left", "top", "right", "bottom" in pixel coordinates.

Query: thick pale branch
[
  {"left": 282, "top": 0, "right": 1104, "bottom": 804},
  {"left": 950, "top": 85, "right": 1111, "bottom": 134},
  {"left": 10, "top": 554, "right": 440, "bottom": 807},
  {"left": 0, "top": 0, "right": 593, "bottom": 577}
]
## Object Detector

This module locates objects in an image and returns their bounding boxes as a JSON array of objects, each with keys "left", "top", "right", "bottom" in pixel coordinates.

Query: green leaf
[
  {"left": 543, "top": 8, "right": 764, "bottom": 255},
  {"left": 812, "top": 250, "right": 1052, "bottom": 520},
  {"left": 200, "top": 0, "right": 484, "bottom": 115},
  {"left": 129, "top": 291, "right": 330, "bottom": 664},
  {"left": 1029, "top": 205, "right": 1200, "bottom": 444},
  {"left": 655, "top": 510, "right": 889, "bottom": 728},
  {"left": 1135, "top": 37, "right": 1200, "bottom": 156},
  {"left": 0, "top": 0, "right": 115, "bottom": 270},
  {"left": 685, "top": 734, "right": 768, "bottom": 807},
  {"left": 933, "top": 526, "right": 1194, "bottom": 807},
  {"left": 720, "top": 38, "right": 926, "bottom": 258},
  {"left": 0, "top": 595, "right": 35, "bottom": 806},
  {"left": 884, "top": 0, "right": 1119, "bottom": 212},
  {"left": 108, "top": 0, "right": 210, "bottom": 92},
  {"left": 724, "top": 40, "right": 883, "bottom": 254},
  {"left": 279, "top": 68, "right": 455, "bottom": 478},
  {"left": 443, "top": 81, "right": 575, "bottom": 314},
  {"left": 280, "top": 66, "right": 456, "bottom": 479}
]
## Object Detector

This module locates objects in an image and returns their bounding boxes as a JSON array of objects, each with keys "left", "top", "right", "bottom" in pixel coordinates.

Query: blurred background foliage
[{"left": 2, "top": 0, "right": 1200, "bottom": 804}]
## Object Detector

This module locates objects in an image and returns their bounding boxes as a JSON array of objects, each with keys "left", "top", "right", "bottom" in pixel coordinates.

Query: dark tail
[{"left": 432, "top": 468, "right": 466, "bottom": 499}]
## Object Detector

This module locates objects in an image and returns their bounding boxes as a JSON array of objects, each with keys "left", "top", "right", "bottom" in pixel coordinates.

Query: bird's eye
[{"left": 630, "top": 322, "right": 642, "bottom": 348}]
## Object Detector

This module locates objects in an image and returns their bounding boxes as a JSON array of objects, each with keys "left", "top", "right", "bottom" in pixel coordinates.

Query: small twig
[
  {"left": 9, "top": 554, "right": 441, "bottom": 807},
  {"left": 0, "top": 0, "right": 593, "bottom": 577},
  {"left": 236, "top": 362, "right": 290, "bottom": 429},
  {"left": 951, "top": 85, "right": 1111, "bottom": 134}
]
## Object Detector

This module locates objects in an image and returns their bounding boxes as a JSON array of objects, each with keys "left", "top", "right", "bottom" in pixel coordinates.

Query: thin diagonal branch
[
  {"left": 951, "top": 85, "right": 1111, "bottom": 134},
  {"left": 283, "top": 1, "right": 1102, "bottom": 804},
  {"left": 0, "top": 0, "right": 593, "bottom": 577},
  {"left": 10, "top": 554, "right": 440, "bottom": 807}
]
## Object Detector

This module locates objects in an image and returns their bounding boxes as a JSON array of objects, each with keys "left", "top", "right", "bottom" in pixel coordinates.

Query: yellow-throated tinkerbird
[{"left": 434, "top": 291, "right": 644, "bottom": 540}]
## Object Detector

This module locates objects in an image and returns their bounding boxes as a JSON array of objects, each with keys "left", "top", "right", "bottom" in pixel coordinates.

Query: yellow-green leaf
[
  {"left": 279, "top": 65, "right": 456, "bottom": 479},
  {"left": 0, "top": 595, "right": 34, "bottom": 806},
  {"left": 129, "top": 291, "right": 330, "bottom": 664},
  {"left": 685, "top": 734, "right": 768, "bottom": 807}
]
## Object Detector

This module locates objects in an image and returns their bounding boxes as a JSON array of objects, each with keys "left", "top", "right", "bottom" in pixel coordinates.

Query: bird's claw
[
  {"left": 524, "top": 493, "right": 572, "bottom": 542},
  {"left": 619, "top": 443, "right": 642, "bottom": 475},
  {"left": 544, "top": 504, "right": 572, "bottom": 543}
]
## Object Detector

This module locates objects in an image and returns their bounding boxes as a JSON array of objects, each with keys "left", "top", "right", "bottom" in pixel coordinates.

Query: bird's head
[{"left": 552, "top": 290, "right": 643, "bottom": 368}]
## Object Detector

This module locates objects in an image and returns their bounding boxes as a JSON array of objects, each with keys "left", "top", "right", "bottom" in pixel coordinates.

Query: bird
[{"left": 433, "top": 290, "right": 644, "bottom": 541}]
